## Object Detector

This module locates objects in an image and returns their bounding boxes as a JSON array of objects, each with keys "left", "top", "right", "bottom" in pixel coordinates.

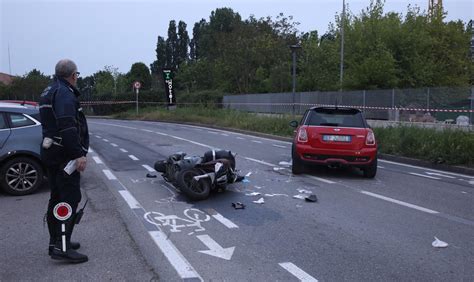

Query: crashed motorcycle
[{"left": 154, "top": 150, "right": 243, "bottom": 201}]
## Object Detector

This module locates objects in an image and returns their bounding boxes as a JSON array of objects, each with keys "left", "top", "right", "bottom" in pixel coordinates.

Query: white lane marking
[
  {"left": 120, "top": 148, "right": 128, "bottom": 153},
  {"left": 103, "top": 169, "right": 117, "bottom": 180},
  {"left": 196, "top": 235, "right": 235, "bottom": 260},
  {"left": 110, "top": 143, "right": 118, "bottom": 147},
  {"left": 425, "top": 172, "right": 456, "bottom": 179},
  {"left": 166, "top": 134, "right": 216, "bottom": 150},
  {"left": 118, "top": 190, "right": 142, "bottom": 209},
  {"left": 92, "top": 156, "right": 103, "bottom": 164},
  {"left": 95, "top": 135, "right": 101, "bottom": 138},
  {"left": 244, "top": 157, "right": 276, "bottom": 167},
  {"left": 207, "top": 131, "right": 219, "bottom": 134},
  {"left": 142, "top": 164, "right": 155, "bottom": 172},
  {"left": 88, "top": 148, "right": 94, "bottom": 153},
  {"left": 272, "top": 144, "right": 287, "bottom": 149},
  {"left": 129, "top": 155, "right": 139, "bottom": 161},
  {"left": 409, "top": 173, "right": 441, "bottom": 180},
  {"left": 149, "top": 231, "right": 203, "bottom": 280},
  {"left": 236, "top": 137, "right": 245, "bottom": 140},
  {"left": 220, "top": 133, "right": 229, "bottom": 136},
  {"left": 307, "top": 175, "right": 336, "bottom": 184},
  {"left": 279, "top": 262, "right": 318, "bottom": 282},
  {"left": 379, "top": 159, "right": 474, "bottom": 179},
  {"left": 377, "top": 165, "right": 385, "bottom": 169},
  {"left": 360, "top": 191, "right": 439, "bottom": 214},
  {"left": 461, "top": 191, "right": 467, "bottom": 194},
  {"left": 251, "top": 140, "right": 263, "bottom": 144},
  {"left": 155, "top": 132, "right": 169, "bottom": 136},
  {"left": 212, "top": 213, "right": 239, "bottom": 229},
  {"left": 142, "top": 129, "right": 154, "bottom": 133},
  {"left": 470, "top": 180, "right": 474, "bottom": 185},
  {"left": 102, "top": 139, "right": 109, "bottom": 142}
]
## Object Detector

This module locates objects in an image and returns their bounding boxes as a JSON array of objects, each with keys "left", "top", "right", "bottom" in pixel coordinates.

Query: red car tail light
[
  {"left": 297, "top": 127, "right": 308, "bottom": 143},
  {"left": 366, "top": 131, "right": 376, "bottom": 146}
]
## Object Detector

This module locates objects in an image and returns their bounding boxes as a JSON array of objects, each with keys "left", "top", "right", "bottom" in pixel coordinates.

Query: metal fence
[{"left": 223, "top": 87, "right": 474, "bottom": 124}]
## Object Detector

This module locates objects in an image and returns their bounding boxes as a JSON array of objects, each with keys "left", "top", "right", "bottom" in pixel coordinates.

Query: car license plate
[{"left": 323, "top": 135, "right": 351, "bottom": 142}]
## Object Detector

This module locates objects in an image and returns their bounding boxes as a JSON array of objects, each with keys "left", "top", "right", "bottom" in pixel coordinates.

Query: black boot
[
  {"left": 50, "top": 241, "right": 88, "bottom": 263},
  {"left": 48, "top": 241, "right": 80, "bottom": 255}
]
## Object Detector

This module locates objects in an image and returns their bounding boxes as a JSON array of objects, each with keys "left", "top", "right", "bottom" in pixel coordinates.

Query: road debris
[
  {"left": 297, "top": 189, "right": 312, "bottom": 194},
  {"left": 273, "top": 167, "right": 285, "bottom": 171},
  {"left": 264, "top": 194, "right": 288, "bottom": 197},
  {"left": 293, "top": 195, "right": 306, "bottom": 200},
  {"left": 245, "top": 172, "right": 252, "bottom": 177},
  {"left": 242, "top": 178, "right": 250, "bottom": 183},
  {"left": 146, "top": 173, "right": 157, "bottom": 178},
  {"left": 245, "top": 192, "right": 261, "bottom": 196},
  {"left": 232, "top": 202, "right": 246, "bottom": 209},
  {"left": 305, "top": 194, "right": 318, "bottom": 202},
  {"left": 278, "top": 161, "right": 292, "bottom": 167},
  {"left": 432, "top": 237, "right": 448, "bottom": 248},
  {"left": 253, "top": 198, "right": 265, "bottom": 204}
]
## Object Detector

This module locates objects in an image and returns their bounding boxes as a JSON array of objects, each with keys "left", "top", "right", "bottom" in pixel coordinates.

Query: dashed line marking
[
  {"left": 409, "top": 173, "right": 441, "bottom": 180},
  {"left": 377, "top": 165, "right": 385, "bottom": 169},
  {"left": 95, "top": 135, "right": 101, "bottom": 139},
  {"left": 380, "top": 159, "right": 474, "bottom": 179},
  {"left": 88, "top": 148, "right": 94, "bottom": 153},
  {"left": 220, "top": 133, "right": 229, "bottom": 136},
  {"left": 279, "top": 262, "right": 318, "bottom": 282},
  {"left": 207, "top": 131, "right": 219, "bottom": 134},
  {"left": 118, "top": 190, "right": 142, "bottom": 209},
  {"left": 142, "top": 129, "right": 154, "bottom": 133},
  {"left": 251, "top": 140, "right": 263, "bottom": 144},
  {"left": 102, "top": 169, "right": 117, "bottom": 180},
  {"left": 92, "top": 156, "right": 103, "bottom": 164},
  {"left": 142, "top": 164, "right": 155, "bottom": 172},
  {"left": 120, "top": 148, "right": 128, "bottom": 153},
  {"left": 236, "top": 137, "right": 245, "bottom": 140},
  {"left": 212, "top": 212, "right": 239, "bottom": 229},
  {"left": 360, "top": 191, "right": 439, "bottom": 214},
  {"left": 103, "top": 139, "right": 109, "bottom": 142},
  {"left": 129, "top": 155, "right": 139, "bottom": 161},
  {"left": 272, "top": 144, "right": 287, "bottom": 149},
  {"left": 110, "top": 143, "right": 118, "bottom": 147}
]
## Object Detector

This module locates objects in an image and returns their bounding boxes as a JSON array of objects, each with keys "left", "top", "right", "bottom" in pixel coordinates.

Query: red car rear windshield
[{"left": 305, "top": 108, "right": 366, "bottom": 128}]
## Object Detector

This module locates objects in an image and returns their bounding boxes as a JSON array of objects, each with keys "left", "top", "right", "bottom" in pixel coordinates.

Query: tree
[
  {"left": 166, "top": 20, "right": 178, "bottom": 69},
  {"left": 151, "top": 36, "right": 166, "bottom": 74},
  {"left": 176, "top": 21, "right": 190, "bottom": 68},
  {"left": 127, "top": 62, "right": 152, "bottom": 90},
  {"left": 93, "top": 70, "right": 114, "bottom": 95}
]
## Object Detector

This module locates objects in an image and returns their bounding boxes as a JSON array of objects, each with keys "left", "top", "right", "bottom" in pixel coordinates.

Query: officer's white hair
[{"left": 55, "top": 59, "right": 77, "bottom": 78}]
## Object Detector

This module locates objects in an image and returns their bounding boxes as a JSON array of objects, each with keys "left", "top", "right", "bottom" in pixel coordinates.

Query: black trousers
[{"left": 46, "top": 164, "right": 81, "bottom": 245}]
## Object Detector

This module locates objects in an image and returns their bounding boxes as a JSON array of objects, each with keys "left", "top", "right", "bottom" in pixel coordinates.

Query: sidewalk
[{"left": 0, "top": 167, "right": 157, "bottom": 281}]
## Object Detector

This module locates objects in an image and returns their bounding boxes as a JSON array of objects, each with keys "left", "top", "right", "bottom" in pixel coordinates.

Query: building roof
[{"left": 0, "top": 72, "right": 16, "bottom": 85}]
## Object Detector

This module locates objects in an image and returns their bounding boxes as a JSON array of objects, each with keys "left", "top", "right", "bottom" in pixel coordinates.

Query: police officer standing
[{"left": 39, "top": 59, "right": 89, "bottom": 263}]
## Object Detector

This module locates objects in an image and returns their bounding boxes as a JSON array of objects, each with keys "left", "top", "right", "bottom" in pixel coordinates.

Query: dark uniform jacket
[{"left": 39, "top": 77, "right": 89, "bottom": 166}]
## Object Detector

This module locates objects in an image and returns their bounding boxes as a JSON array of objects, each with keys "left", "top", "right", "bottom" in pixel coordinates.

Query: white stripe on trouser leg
[{"left": 61, "top": 224, "right": 66, "bottom": 252}]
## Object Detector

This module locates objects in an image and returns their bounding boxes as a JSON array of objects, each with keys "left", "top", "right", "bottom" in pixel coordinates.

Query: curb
[{"left": 88, "top": 116, "right": 474, "bottom": 176}]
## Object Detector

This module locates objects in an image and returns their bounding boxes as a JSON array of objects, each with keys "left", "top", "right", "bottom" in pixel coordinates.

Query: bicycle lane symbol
[{"left": 144, "top": 208, "right": 211, "bottom": 235}]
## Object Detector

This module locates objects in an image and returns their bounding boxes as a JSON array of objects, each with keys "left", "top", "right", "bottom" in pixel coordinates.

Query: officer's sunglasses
[{"left": 74, "top": 72, "right": 81, "bottom": 78}]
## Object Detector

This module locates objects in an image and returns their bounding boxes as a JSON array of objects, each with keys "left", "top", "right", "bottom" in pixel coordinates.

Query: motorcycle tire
[{"left": 176, "top": 168, "right": 211, "bottom": 201}]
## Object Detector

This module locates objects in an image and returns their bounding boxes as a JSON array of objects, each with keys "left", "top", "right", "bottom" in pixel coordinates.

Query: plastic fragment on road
[
  {"left": 305, "top": 194, "right": 318, "bottom": 202},
  {"left": 245, "top": 192, "right": 261, "bottom": 196},
  {"left": 232, "top": 202, "right": 246, "bottom": 209},
  {"left": 253, "top": 198, "right": 265, "bottom": 204},
  {"left": 273, "top": 167, "right": 285, "bottom": 171},
  {"left": 297, "top": 189, "right": 312, "bottom": 194},
  {"left": 245, "top": 172, "right": 252, "bottom": 177},
  {"left": 432, "top": 237, "right": 448, "bottom": 248},
  {"left": 293, "top": 194, "right": 306, "bottom": 200},
  {"left": 146, "top": 173, "right": 157, "bottom": 178},
  {"left": 278, "top": 161, "right": 292, "bottom": 167},
  {"left": 242, "top": 178, "right": 250, "bottom": 183},
  {"left": 264, "top": 194, "right": 288, "bottom": 197}
]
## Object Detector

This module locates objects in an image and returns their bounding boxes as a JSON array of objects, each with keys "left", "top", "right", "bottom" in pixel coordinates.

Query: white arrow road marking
[
  {"left": 425, "top": 172, "right": 456, "bottom": 179},
  {"left": 196, "top": 235, "right": 235, "bottom": 260},
  {"left": 409, "top": 173, "right": 441, "bottom": 180},
  {"left": 279, "top": 262, "right": 318, "bottom": 282}
]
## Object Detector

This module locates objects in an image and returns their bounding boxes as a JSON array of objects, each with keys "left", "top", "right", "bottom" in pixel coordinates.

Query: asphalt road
[{"left": 2, "top": 118, "right": 473, "bottom": 281}]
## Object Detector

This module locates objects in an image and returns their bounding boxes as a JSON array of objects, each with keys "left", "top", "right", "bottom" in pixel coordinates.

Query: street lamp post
[{"left": 290, "top": 44, "right": 302, "bottom": 117}]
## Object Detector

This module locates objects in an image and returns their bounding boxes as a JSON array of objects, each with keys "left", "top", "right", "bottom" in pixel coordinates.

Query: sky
[{"left": 0, "top": 0, "right": 472, "bottom": 77}]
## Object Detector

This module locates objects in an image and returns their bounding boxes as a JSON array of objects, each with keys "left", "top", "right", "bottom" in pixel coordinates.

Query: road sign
[
  {"left": 133, "top": 81, "right": 142, "bottom": 89},
  {"left": 162, "top": 69, "right": 176, "bottom": 106}
]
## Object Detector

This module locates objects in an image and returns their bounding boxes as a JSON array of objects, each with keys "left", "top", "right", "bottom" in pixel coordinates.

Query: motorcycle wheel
[{"left": 176, "top": 168, "right": 211, "bottom": 201}]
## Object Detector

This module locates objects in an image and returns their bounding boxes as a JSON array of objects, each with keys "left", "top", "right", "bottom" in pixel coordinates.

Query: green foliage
[
  {"left": 0, "top": 69, "right": 50, "bottom": 101},
  {"left": 127, "top": 62, "right": 152, "bottom": 90}
]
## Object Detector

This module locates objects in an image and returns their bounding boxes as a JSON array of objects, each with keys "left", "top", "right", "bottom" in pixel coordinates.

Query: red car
[{"left": 290, "top": 107, "right": 377, "bottom": 178}]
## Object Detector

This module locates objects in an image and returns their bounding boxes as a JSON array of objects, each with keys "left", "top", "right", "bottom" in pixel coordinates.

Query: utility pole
[{"left": 339, "top": 0, "right": 345, "bottom": 91}]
